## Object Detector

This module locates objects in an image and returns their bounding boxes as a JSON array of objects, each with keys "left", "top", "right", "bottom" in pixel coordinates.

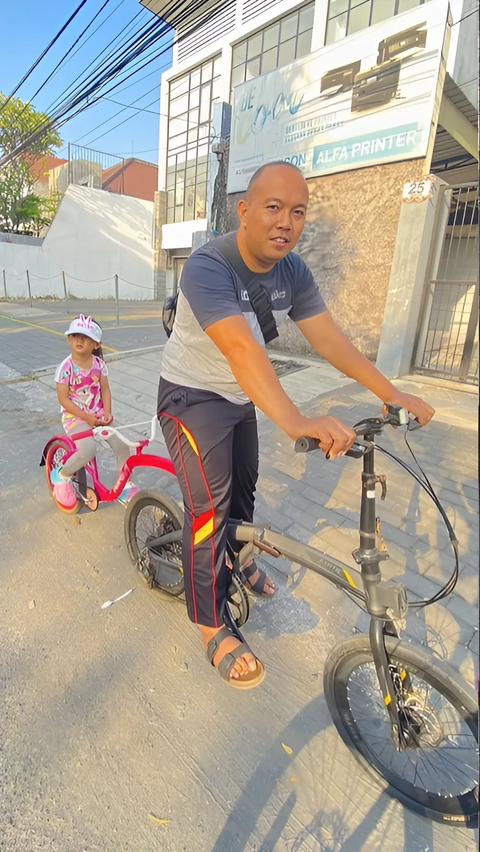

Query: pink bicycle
[{"left": 40, "top": 417, "right": 175, "bottom": 516}]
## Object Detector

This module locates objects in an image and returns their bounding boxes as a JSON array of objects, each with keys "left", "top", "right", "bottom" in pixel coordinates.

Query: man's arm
[
  {"left": 296, "top": 311, "right": 434, "bottom": 425},
  {"left": 205, "top": 316, "right": 356, "bottom": 458}
]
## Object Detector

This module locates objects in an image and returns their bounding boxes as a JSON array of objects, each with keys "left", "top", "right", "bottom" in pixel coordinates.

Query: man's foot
[
  {"left": 201, "top": 624, "right": 264, "bottom": 687},
  {"left": 225, "top": 554, "right": 275, "bottom": 596},
  {"left": 117, "top": 482, "right": 140, "bottom": 505},
  {"left": 242, "top": 559, "right": 275, "bottom": 596},
  {"left": 50, "top": 466, "right": 77, "bottom": 508}
]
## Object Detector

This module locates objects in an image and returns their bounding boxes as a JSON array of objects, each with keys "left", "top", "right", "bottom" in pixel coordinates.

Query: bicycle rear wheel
[
  {"left": 125, "top": 490, "right": 185, "bottom": 596},
  {"left": 44, "top": 439, "right": 85, "bottom": 515},
  {"left": 324, "top": 634, "right": 478, "bottom": 827}
]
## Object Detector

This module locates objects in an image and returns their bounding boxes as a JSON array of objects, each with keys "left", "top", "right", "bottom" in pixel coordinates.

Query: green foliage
[{"left": 0, "top": 93, "right": 63, "bottom": 233}]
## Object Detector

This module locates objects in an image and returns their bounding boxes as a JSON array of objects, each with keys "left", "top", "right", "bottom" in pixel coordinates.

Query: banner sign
[{"left": 228, "top": 0, "right": 449, "bottom": 192}]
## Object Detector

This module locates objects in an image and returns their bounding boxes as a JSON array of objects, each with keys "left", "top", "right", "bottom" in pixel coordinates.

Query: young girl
[{"left": 50, "top": 314, "right": 138, "bottom": 508}]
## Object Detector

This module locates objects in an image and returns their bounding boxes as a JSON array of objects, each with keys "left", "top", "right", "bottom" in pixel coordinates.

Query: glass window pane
[
  {"left": 281, "top": 14, "right": 298, "bottom": 42},
  {"left": 263, "top": 23, "right": 280, "bottom": 51},
  {"left": 397, "top": 0, "right": 420, "bottom": 11},
  {"left": 213, "top": 55, "right": 222, "bottom": 77},
  {"left": 186, "top": 164, "right": 196, "bottom": 184},
  {"left": 279, "top": 37, "right": 296, "bottom": 66},
  {"left": 247, "top": 33, "right": 262, "bottom": 59},
  {"left": 212, "top": 77, "right": 221, "bottom": 102},
  {"left": 189, "top": 87, "right": 199, "bottom": 109},
  {"left": 261, "top": 46, "right": 278, "bottom": 73},
  {"left": 170, "top": 93, "right": 188, "bottom": 117},
  {"left": 198, "top": 123, "right": 210, "bottom": 140},
  {"left": 188, "top": 128, "right": 198, "bottom": 144},
  {"left": 246, "top": 57, "right": 261, "bottom": 80},
  {"left": 347, "top": 1, "right": 370, "bottom": 34},
  {"left": 195, "top": 183, "right": 206, "bottom": 218},
  {"left": 201, "top": 61, "right": 213, "bottom": 82},
  {"left": 299, "top": 3, "right": 315, "bottom": 33},
  {"left": 168, "top": 132, "right": 187, "bottom": 151},
  {"left": 328, "top": 0, "right": 349, "bottom": 16},
  {"left": 184, "top": 190, "right": 194, "bottom": 220},
  {"left": 170, "top": 75, "right": 189, "bottom": 96},
  {"left": 175, "top": 173, "right": 184, "bottom": 206},
  {"left": 326, "top": 12, "right": 347, "bottom": 43},
  {"left": 232, "top": 41, "right": 247, "bottom": 66},
  {"left": 166, "top": 171, "right": 175, "bottom": 189},
  {"left": 197, "top": 142, "right": 208, "bottom": 158},
  {"left": 370, "top": 0, "right": 395, "bottom": 24},
  {"left": 169, "top": 115, "right": 188, "bottom": 136},
  {"left": 200, "top": 83, "right": 211, "bottom": 123},
  {"left": 231, "top": 64, "right": 246, "bottom": 89},
  {"left": 190, "top": 69, "right": 201, "bottom": 88},
  {"left": 167, "top": 206, "right": 174, "bottom": 224},
  {"left": 174, "top": 206, "right": 184, "bottom": 223},
  {"left": 296, "top": 29, "right": 312, "bottom": 57},
  {"left": 188, "top": 107, "right": 199, "bottom": 126}
]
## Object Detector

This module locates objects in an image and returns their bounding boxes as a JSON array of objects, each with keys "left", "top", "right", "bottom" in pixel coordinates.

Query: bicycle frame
[
  {"left": 41, "top": 428, "right": 175, "bottom": 503},
  {"left": 146, "top": 421, "right": 412, "bottom": 749}
]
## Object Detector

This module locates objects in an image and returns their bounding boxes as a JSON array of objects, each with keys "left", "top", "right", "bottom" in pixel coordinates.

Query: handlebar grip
[{"left": 295, "top": 436, "right": 320, "bottom": 453}]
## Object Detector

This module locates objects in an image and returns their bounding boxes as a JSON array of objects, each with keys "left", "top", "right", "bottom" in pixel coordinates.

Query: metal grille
[{"left": 414, "top": 183, "right": 478, "bottom": 384}]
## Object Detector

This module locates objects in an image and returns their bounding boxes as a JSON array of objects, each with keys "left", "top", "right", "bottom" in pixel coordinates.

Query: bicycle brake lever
[{"left": 407, "top": 417, "right": 422, "bottom": 432}]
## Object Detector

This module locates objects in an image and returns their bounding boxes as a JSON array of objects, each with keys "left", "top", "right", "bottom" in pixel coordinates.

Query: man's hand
[
  {"left": 291, "top": 415, "right": 356, "bottom": 460},
  {"left": 382, "top": 391, "right": 435, "bottom": 427}
]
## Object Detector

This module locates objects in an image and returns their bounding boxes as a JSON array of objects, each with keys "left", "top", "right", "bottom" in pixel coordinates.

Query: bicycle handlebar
[{"left": 295, "top": 406, "right": 419, "bottom": 457}]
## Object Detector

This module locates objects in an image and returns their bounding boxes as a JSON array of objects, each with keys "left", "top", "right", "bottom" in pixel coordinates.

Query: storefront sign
[{"left": 228, "top": 0, "right": 450, "bottom": 192}]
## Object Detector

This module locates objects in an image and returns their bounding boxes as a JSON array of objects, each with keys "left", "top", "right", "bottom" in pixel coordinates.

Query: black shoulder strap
[{"left": 214, "top": 235, "right": 279, "bottom": 344}]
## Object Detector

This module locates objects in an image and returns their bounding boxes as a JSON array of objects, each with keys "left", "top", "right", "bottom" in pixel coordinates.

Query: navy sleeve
[
  {"left": 180, "top": 247, "right": 243, "bottom": 331},
  {"left": 288, "top": 255, "right": 327, "bottom": 323}
]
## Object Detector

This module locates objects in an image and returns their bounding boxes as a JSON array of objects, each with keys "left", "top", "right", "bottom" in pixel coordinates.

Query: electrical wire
[
  {"left": 0, "top": 0, "right": 91, "bottom": 114},
  {"left": 3, "top": 0, "right": 212, "bottom": 155},
  {"left": 25, "top": 0, "right": 115, "bottom": 108}
]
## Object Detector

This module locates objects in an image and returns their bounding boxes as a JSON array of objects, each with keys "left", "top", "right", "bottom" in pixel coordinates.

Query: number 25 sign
[{"left": 402, "top": 178, "right": 434, "bottom": 203}]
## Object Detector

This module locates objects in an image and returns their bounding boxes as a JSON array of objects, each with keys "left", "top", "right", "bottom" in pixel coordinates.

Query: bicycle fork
[{"left": 353, "top": 435, "right": 410, "bottom": 751}]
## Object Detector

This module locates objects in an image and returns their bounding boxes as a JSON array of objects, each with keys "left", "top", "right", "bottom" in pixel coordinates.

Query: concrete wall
[
  {"left": 0, "top": 185, "right": 154, "bottom": 300},
  {"left": 228, "top": 158, "right": 426, "bottom": 359}
]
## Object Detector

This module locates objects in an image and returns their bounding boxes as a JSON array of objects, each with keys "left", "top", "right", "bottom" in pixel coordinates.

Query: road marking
[{"left": 0, "top": 313, "right": 118, "bottom": 353}]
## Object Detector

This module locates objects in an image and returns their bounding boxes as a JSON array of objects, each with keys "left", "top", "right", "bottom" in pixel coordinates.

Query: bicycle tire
[
  {"left": 44, "top": 438, "right": 83, "bottom": 515},
  {"left": 124, "top": 490, "right": 185, "bottom": 596},
  {"left": 324, "top": 633, "right": 478, "bottom": 827}
]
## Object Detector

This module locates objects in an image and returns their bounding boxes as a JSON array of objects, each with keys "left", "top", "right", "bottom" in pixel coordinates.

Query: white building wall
[
  {"left": 157, "top": 0, "right": 477, "bottom": 251},
  {"left": 0, "top": 185, "right": 154, "bottom": 300}
]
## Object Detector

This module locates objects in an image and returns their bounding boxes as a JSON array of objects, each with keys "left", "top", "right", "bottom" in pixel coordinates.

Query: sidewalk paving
[
  {"left": 37, "top": 348, "right": 479, "bottom": 681},
  {"left": 1, "top": 345, "right": 478, "bottom": 852}
]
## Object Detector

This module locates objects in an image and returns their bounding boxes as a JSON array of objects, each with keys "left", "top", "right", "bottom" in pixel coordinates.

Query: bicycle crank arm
[{"left": 146, "top": 529, "right": 183, "bottom": 549}]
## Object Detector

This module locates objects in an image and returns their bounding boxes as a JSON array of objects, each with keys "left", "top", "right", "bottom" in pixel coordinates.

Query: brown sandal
[{"left": 206, "top": 625, "right": 265, "bottom": 690}]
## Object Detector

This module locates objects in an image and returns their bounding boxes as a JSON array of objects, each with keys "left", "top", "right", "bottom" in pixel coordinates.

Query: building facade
[{"left": 143, "top": 0, "right": 478, "bottom": 380}]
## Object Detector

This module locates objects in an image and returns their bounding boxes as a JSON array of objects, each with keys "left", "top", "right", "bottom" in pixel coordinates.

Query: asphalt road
[{"left": 0, "top": 300, "right": 166, "bottom": 376}]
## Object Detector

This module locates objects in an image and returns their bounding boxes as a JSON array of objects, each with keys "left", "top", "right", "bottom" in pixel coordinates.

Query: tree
[{"left": 0, "top": 94, "right": 62, "bottom": 233}]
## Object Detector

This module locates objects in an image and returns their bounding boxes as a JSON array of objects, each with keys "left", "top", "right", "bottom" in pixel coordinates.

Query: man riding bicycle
[{"left": 157, "top": 161, "right": 434, "bottom": 689}]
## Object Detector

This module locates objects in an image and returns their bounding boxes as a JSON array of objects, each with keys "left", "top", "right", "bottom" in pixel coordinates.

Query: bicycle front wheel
[{"left": 324, "top": 634, "right": 478, "bottom": 827}]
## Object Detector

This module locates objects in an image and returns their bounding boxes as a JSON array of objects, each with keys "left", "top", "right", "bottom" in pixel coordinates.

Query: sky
[{"left": 0, "top": 0, "right": 173, "bottom": 164}]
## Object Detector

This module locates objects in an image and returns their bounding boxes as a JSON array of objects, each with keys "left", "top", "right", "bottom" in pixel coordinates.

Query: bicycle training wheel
[
  {"left": 125, "top": 490, "right": 185, "bottom": 597},
  {"left": 44, "top": 439, "right": 84, "bottom": 515},
  {"left": 324, "top": 634, "right": 478, "bottom": 827}
]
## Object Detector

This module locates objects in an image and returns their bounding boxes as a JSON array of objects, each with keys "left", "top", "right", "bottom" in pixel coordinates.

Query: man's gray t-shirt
[{"left": 161, "top": 232, "right": 326, "bottom": 404}]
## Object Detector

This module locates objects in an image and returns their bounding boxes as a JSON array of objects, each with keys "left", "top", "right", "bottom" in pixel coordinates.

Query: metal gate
[{"left": 414, "top": 182, "right": 478, "bottom": 384}]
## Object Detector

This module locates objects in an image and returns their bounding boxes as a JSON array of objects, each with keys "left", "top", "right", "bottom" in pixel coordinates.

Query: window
[
  {"left": 326, "top": 0, "right": 432, "bottom": 44},
  {"left": 166, "top": 57, "right": 221, "bottom": 223},
  {"left": 231, "top": 3, "right": 315, "bottom": 92}
]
